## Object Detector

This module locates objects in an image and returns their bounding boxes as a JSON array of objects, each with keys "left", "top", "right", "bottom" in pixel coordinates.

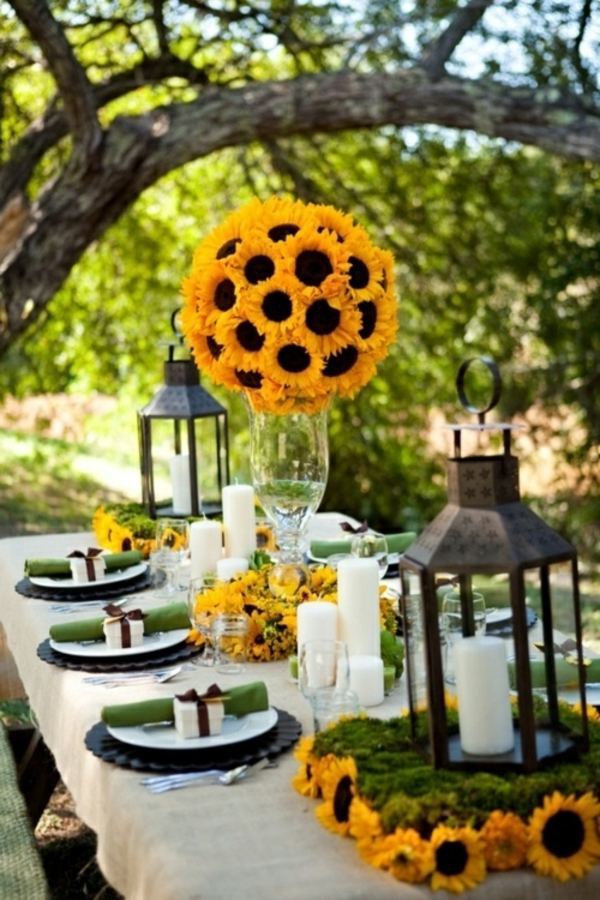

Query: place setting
[
  {"left": 84, "top": 679, "right": 302, "bottom": 775},
  {"left": 16, "top": 547, "right": 153, "bottom": 602},
  {"left": 36, "top": 600, "right": 203, "bottom": 672}
]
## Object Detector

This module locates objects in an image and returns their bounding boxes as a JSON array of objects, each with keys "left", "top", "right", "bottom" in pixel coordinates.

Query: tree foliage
[{"left": 0, "top": 1, "right": 598, "bottom": 554}]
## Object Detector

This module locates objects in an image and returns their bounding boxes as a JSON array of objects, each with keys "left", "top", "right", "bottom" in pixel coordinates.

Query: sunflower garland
[
  {"left": 181, "top": 197, "right": 398, "bottom": 413},
  {"left": 293, "top": 706, "right": 600, "bottom": 892},
  {"left": 188, "top": 562, "right": 397, "bottom": 661}
]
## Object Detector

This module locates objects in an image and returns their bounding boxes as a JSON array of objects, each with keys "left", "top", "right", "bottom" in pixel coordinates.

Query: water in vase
[{"left": 254, "top": 478, "right": 326, "bottom": 534}]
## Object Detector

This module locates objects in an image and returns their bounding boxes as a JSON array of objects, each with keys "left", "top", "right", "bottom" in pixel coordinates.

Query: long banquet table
[{"left": 1, "top": 526, "right": 599, "bottom": 900}]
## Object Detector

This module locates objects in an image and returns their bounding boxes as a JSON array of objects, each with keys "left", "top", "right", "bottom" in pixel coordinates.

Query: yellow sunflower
[
  {"left": 307, "top": 202, "right": 358, "bottom": 242},
  {"left": 430, "top": 824, "right": 486, "bottom": 893},
  {"left": 342, "top": 231, "right": 386, "bottom": 302},
  {"left": 191, "top": 199, "right": 261, "bottom": 268},
  {"left": 292, "top": 736, "right": 322, "bottom": 798},
  {"left": 315, "top": 756, "right": 358, "bottom": 836},
  {"left": 321, "top": 342, "right": 378, "bottom": 398},
  {"left": 359, "top": 828, "right": 434, "bottom": 884},
  {"left": 241, "top": 274, "right": 307, "bottom": 336},
  {"left": 527, "top": 791, "right": 600, "bottom": 881},
  {"left": 263, "top": 336, "right": 326, "bottom": 393},
  {"left": 480, "top": 810, "right": 528, "bottom": 871},
  {"left": 280, "top": 228, "right": 348, "bottom": 285},
  {"left": 226, "top": 231, "right": 284, "bottom": 286},
  {"left": 215, "top": 310, "right": 270, "bottom": 373},
  {"left": 296, "top": 283, "right": 363, "bottom": 358},
  {"left": 251, "top": 195, "right": 317, "bottom": 243}
]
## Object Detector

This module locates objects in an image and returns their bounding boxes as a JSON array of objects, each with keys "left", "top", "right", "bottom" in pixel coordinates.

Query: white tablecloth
[{"left": 1, "top": 523, "right": 598, "bottom": 900}]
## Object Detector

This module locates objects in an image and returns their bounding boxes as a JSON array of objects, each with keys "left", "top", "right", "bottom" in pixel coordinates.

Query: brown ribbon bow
[
  {"left": 175, "top": 685, "right": 224, "bottom": 736},
  {"left": 68, "top": 548, "right": 105, "bottom": 581},
  {"left": 102, "top": 607, "right": 146, "bottom": 648}
]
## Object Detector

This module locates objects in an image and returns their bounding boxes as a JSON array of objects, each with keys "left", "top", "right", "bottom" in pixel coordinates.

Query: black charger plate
[
  {"left": 37, "top": 637, "right": 202, "bottom": 672},
  {"left": 16, "top": 570, "right": 153, "bottom": 602},
  {"left": 85, "top": 708, "right": 302, "bottom": 773}
]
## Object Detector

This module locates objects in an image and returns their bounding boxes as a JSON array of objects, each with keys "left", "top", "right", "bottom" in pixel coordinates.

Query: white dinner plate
[
  {"left": 50, "top": 628, "right": 189, "bottom": 659},
  {"left": 30, "top": 562, "right": 147, "bottom": 590},
  {"left": 107, "top": 706, "right": 278, "bottom": 751}
]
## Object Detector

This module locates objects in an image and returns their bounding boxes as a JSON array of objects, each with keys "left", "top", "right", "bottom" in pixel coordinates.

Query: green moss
[{"left": 313, "top": 709, "right": 600, "bottom": 832}]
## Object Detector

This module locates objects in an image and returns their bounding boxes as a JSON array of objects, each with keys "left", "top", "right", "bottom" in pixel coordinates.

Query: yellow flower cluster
[
  {"left": 92, "top": 506, "right": 156, "bottom": 557},
  {"left": 181, "top": 197, "right": 398, "bottom": 413},
  {"left": 293, "top": 737, "right": 600, "bottom": 892},
  {"left": 189, "top": 563, "right": 395, "bottom": 661}
]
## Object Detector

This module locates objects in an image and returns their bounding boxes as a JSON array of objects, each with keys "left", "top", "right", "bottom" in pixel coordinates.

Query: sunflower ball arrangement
[{"left": 180, "top": 196, "right": 397, "bottom": 413}]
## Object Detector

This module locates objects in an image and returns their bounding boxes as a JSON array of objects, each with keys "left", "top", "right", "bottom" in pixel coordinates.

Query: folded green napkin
[
  {"left": 25, "top": 550, "right": 142, "bottom": 578},
  {"left": 310, "top": 532, "right": 416, "bottom": 559},
  {"left": 101, "top": 681, "right": 269, "bottom": 727},
  {"left": 49, "top": 602, "right": 189, "bottom": 643},
  {"left": 508, "top": 657, "right": 600, "bottom": 690}
]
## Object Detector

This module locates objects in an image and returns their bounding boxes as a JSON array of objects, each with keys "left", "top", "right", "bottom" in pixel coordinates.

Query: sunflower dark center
[
  {"left": 306, "top": 299, "right": 341, "bottom": 335},
  {"left": 245, "top": 255, "right": 275, "bottom": 284},
  {"left": 323, "top": 345, "right": 358, "bottom": 377},
  {"left": 235, "top": 320, "right": 265, "bottom": 352},
  {"left": 278, "top": 344, "right": 311, "bottom": 373},
  {"left": 333, "top": 775, "right": 353, "bottom": 823},
  {"left": 393, "top": 850, "right": 412, "bottom": 865},
  {"left": 306, "top": 763, "right": 312, "bottom": 780},
  {"left": 206, "top": 335, "right": 223, "bottom": 359},
  {"left": 542, "top": 810, "right": 585, "bottom": 858},
  {"left": 349, "top": 256, "right": 370, "bottom": 289},
  {"left": 435, "top": 840, "right": 469, "bottom": 877},
  {"left": 262, "top": 290, "right": 292, "bottom": 322},
  {"left": 214, "top": 279, "right": 236, "bottom": 311},
  {"left": 216, "top": 237, "right": 241, "bottom": 259},
  {"left": 122, "top": 537, "right": 132, "bottom": 551},
  {"left": 295, "top": 250, "right": 333, "bottom": 286},
  {"left": 358, "top": 300, "right": 377, "bottom": 339},
  {"left": 235, "top": 369, "right": 263, "bottom": 389},
  {"left": 268, "top": 224, "right": 299, "bottom": 242}
]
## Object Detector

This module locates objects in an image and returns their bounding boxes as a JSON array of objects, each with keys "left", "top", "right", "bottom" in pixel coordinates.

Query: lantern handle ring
[{"left": 456, "top": 356, "right": 501, "bottom": 424}]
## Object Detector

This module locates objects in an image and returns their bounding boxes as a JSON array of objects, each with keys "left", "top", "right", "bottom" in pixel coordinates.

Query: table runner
[{"left": 1, "top": 527, "right": 599, "bottom": 899}]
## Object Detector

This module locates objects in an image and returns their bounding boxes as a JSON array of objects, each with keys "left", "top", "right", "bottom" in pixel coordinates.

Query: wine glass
[
  {"left": 187, "top": 575, "right": 219, "bottom": 666},
  {"left": 154, "top": 518, "right": 189, "bottom": 599},
  {"left": 441, "top": 589, "right": 486, "bottom": 685},
  {"left": 350, "top": 531, "right": 389, "bottom": 579}
]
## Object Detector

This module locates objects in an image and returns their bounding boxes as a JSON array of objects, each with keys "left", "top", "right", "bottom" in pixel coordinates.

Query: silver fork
[
  {"left": 83, "top": 665, "right": 182, "bottom": 687},
  {"left": 141, "top": 760, "right": 278, "bottom": 793},
  {"left": 50, "top": 597, "right": 130, "bottom": 614}
]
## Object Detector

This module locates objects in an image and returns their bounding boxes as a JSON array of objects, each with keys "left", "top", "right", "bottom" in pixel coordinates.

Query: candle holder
[
  {"left": 399, "top": 357, "right": 589, "bottom": 773},
  {"left": 138, "top": 315, "right": 230, "bottom": 519}
]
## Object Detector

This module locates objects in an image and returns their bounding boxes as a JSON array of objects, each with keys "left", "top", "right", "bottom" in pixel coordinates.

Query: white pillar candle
[
  {"left": 222, "top": 485, "right": 257, "bottom": 558},
  {"left": 170, "top": 454, "right": 194, "bottom": 515},
  {"left": 455, "top": 636, "right": 514, "bottom": 756},
  {"left": 189, "top": 520, "right": 222, "bottom": 579},
  {"left": 216, "top": 557, "right": 250, "bottom": 582},
  {"left": 296, "top": 602, "right": 338, "bottom": 655},
  {"left": 336, "top": 557, "right": 380, "bottom": 656},
  {"left": 349, "top": 655, "right": 384, "bottom": 707}
]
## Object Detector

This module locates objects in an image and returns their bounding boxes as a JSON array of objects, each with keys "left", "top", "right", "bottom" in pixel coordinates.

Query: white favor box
[
  {"left": 173, "top": 698, "right": 225, "bottom": 739},
  {"left": 103, "top": 618, "right": 144, "bottom": 650},
  {"left": 70, "top": 556, "right": 106, "bottom": 583}
]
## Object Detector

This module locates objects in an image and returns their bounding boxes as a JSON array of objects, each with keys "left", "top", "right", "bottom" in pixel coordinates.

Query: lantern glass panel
[{"left": 146, "top": 418, "right": 224, "bottom": 513}]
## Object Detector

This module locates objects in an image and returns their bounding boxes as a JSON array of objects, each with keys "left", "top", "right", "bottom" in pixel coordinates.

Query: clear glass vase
[{"left": 248, "top": 404, "right": 329, "bottom": 593}]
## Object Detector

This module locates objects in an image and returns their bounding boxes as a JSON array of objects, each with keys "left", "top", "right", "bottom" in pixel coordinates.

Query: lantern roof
[
  {"left": 139, "top": 352, "right": 226, "bottom": 420},
  {"left": 404, "top": 498, "right": 574, "bottom": 574}
]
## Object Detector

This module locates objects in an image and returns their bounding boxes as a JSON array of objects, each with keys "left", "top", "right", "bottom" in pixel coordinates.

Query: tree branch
[
  {"left": 8, "top": 0, "right": 102, "bottom": 159},
  {"left": 2, "top": 67, "right": 599, "bottom": 353},
  {"left": 420, "top": 0, "right": 496, "bottom": 80}
]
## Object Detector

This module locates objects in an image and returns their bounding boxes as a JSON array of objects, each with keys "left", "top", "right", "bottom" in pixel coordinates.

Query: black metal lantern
[
  {"left": 399, "top": 357, "right": 589, "bottom": 773},
  {"left": 138, "top": 331, "right": 230, "bottom": 518}
]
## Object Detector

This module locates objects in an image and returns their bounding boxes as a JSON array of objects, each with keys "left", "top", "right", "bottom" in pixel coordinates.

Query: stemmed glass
[
  {"left": 441, "top": 589, "right": 486, "bottom": 684},
  {"left": 154, "top": 518, "right": 189, "bottom": 599},
  {"left": 186, "top": 575, "right": 219, "bottom": 666},
  {"left": 351, "top": 531, "right": 389, "bottom": 579}
]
